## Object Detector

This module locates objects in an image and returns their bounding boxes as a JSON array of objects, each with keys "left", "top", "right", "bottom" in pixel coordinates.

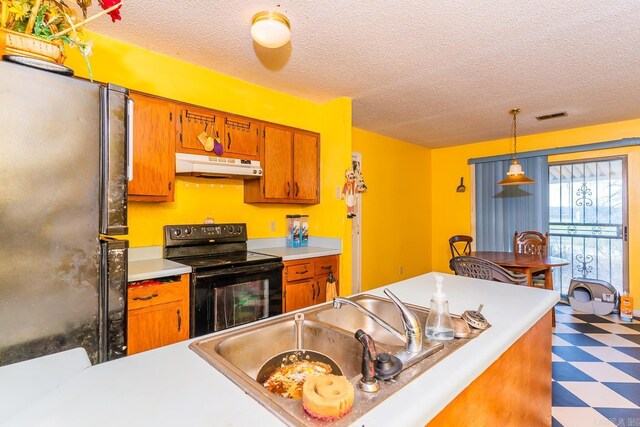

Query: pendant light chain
[{"left": 512, "top": 108, "right": 519, "bottom": 161}]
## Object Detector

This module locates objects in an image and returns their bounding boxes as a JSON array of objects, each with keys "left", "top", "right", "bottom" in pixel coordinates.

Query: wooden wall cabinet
[
  {"left": 244, "top": 124, "right": 320, "bottom": 204},
  {"left": 176, "top": 105, "right": 222, "bottom": 155},
  {"left": 127, "top": 92, "right": 177, "bottom": 202},
  {"left": 127, "top": 91, "right": 319, "bottom": 204},
  {"left": 283, "top": 255, "right": 339, "bottom": 312},
  {"left": 127, "top": 274, "right": 190, "bottom": 355},
  {"left": 221, "top": 115, "right": 261, "bottom": 159},
  {"left": 177, "top": 106, "right": 260, "bottom": 160}
]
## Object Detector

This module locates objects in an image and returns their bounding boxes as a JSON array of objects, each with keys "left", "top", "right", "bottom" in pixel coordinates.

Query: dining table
[
  {"left": 471, "top": 251, "right": 569, "bottom": 290},
  {"left": 470, "top": 251, "right": 569, "bottom": 326}
]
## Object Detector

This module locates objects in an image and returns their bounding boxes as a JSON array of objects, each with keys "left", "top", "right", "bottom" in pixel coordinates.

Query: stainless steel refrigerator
[{"left": 0, "top": 60, "right": 132, "bottom": 366}]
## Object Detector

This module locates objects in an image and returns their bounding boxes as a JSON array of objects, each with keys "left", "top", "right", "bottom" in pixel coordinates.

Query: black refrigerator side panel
[
  {"left": 99, "top": 84, "right": 130, "bottom": 236},
  {"left": 99, "top": 238, "right": 128, "bottom": 362}
]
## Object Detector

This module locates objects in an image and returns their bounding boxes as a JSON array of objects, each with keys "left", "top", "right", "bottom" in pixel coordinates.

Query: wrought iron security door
[{"left": 548, "top": 157, "right": 628, "bottom": 296}]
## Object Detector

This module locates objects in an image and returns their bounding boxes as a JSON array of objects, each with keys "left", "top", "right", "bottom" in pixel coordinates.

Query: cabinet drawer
[
  {"left": 128, "top": 280, "right": 185, "bottom": 310},
  {"left": 315, "top": 257, "right": 338, "bottom": 276},
  {"left": 284, "top": 261, "right": 314, "bottom": 281}
]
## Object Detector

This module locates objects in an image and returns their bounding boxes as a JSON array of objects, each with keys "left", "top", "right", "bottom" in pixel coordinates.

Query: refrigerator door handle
[{"left": 127, "top": 98, "right": 134, "bottom": 182}]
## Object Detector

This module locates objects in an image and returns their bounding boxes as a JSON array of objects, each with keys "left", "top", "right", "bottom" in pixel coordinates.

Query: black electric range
[{"left": 163, "top": 224, "right": 283, "bottom": 336}]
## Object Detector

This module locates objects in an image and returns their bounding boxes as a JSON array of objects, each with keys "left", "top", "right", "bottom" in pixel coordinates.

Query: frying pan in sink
[{"left": 256, "top": 313, "right": 343, "bottom": 398}]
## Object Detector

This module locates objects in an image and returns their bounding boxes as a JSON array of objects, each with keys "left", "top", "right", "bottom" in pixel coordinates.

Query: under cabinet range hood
[{"left": 176, "top": 153, "right": 263, "bottom": 179}]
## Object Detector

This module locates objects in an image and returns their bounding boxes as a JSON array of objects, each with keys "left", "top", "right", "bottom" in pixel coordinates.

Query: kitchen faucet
[{"left": 333, "top": 289, "right": 422, "bottom": 354}]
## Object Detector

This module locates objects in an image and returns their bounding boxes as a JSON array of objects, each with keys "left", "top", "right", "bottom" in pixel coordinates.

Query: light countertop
[
  {"left": 248, "top": 236, "right": 341, "bottom": 261},
  {"left": 127, "top": 237, "right": 341, "bottom": 281},
  {"left": 252, "top": 245, "right": 341, "bottom": 261},
  {"left": 3, "top": 272, "right": 558, "bottom": 427},
  {"left": 128, "top": 258, "right": 192, "bottom": 282}
]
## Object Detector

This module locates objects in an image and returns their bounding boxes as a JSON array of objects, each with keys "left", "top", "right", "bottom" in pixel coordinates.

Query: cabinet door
[
  {"left": 223, "top": 116, "right": 260, "bottom": 160},
  {"left": 127, "top": 301, "right": 188, "bottom": 355},
  {"left": 177, "top": 105, "right": 222, "bottom": 155},
  {"left": 284, "top": 280, "right": 315, "bottom": 313},
  {"left": 314, "top": 274, "right": 329, "bottom": 304},
  {"left": 315, "top": 256, "right": 339, "bottom": 304},
  {"left": 127, "top": 93, "right": 175, "bottom": 202},
  {"left": 263, "top": 125, "right": 293, "bottom": 199},
  {"left": 293, "top": 132, "right": 319, "bottom": 203},
  {"left": 127, "top": 275, "right": 189, "bottom": 355}
]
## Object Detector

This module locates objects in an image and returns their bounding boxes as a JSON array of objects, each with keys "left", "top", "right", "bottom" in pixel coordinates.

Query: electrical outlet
[
  {"left": 399, "top": 266, "right": 404, "bottom": 275},
  {"left": 336, "top": 186, "right": 342, "bottom": 199},
  {"left": 270, "top": 221, "right": 276, "bottom": 232}
]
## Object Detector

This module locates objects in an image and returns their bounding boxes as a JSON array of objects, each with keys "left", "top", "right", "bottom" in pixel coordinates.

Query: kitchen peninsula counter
[{"left": 3, "top": 273, "right": 558, "bottom": 426}]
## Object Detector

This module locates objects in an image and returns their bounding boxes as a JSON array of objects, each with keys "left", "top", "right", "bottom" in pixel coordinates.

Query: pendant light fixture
[
  {"left": 497, "top": 108, "right": 535, "bottom": 186},
  {"left": 251, "top": 11, "right": 291, "bottom": 48}
]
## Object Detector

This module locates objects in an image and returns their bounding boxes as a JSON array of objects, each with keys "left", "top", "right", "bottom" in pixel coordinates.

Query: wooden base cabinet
[
  {"left": 127, "top": 274, "right": 190, "bottom": 355},
  {"left": 283, "top": 255, "right": 339, "bottom": 312},
  {"left": 127, "top": 92, "right": 177, "bottom": 202},
  {"left": 428, "top": 311, "right": 552, "bottom": 426}
]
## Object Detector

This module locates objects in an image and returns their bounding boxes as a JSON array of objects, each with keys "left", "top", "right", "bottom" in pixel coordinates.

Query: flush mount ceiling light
[
  {"left": 497, "top": 108, "right": 535, "bottom": 186},
  {"left": 251, "top": 11, "right": 291, "bottom": 48}
]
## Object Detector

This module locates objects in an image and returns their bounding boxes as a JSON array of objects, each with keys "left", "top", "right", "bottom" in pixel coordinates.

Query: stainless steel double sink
[{"left": 190, "top": 294, "right": 481, "bottom": 426}]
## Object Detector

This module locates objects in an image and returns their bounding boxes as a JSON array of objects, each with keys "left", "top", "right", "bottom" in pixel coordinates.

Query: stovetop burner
[
  {"left": 171, "top": 251, "right": 281, "bottom": 271},
  {"left": 163, "top": 224, "right": 282, "bottom": 272}
]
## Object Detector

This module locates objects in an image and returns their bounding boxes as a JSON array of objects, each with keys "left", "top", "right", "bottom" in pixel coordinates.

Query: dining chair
[
  {"left": 449, "top": 235, "right": 473, "bottom": 258},
  {"left": 514, "top": 230, "right": 550, "bottom": 286},
  {"left": 449, "top": 256, "right": 528, "bottom": 286},
  {"left": 513, "top": 231, "right": 549, "bottom": 256}
]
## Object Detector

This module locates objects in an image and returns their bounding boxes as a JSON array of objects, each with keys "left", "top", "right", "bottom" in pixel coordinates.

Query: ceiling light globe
[
  {"left": 251, "top": 11, "right": 291, "bottom": 48},
  {"left": 506, "top": 161, "right": 524, "bottom": 176}
]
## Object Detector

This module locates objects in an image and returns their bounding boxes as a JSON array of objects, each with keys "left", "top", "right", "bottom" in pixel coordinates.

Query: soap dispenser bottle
[{"left": 425, "top": 274, "right": 454, "bottom": 340}]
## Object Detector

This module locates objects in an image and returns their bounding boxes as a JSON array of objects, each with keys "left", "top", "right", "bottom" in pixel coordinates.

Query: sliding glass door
[{"left": 548, "top": 157, "right": 628, "bottom": 296}]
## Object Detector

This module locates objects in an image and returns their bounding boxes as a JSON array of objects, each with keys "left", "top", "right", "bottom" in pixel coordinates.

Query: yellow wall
[
  {"left": 64, "top": 32, "right": 354, "bottom": 294},
  {"left": 430, "top": 119, "right": 640, "bottom": 302},
  {"left": 352, "top": 128, "right": 432, "bottom": 290},
  {"left": 63, "top": 32, "right": 638, "bottom": 301}
]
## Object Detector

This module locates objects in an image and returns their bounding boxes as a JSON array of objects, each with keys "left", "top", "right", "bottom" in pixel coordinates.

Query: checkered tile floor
[{"left": 552, "top": 303, "right": 640, "bottom": 427}]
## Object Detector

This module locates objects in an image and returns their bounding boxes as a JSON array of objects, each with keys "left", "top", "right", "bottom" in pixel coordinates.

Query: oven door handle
[{"left": 195, "top": 262, "right": 284, "bottom": 279}]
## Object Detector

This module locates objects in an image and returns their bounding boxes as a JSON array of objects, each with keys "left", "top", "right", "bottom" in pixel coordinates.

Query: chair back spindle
[{"left": 514, "top": 231, "right": 549, "bottom": 256}]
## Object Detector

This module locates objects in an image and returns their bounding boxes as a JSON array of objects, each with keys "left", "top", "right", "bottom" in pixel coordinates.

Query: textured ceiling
[{"left": 87, "top": 1, "right": 640, "bottom": 148}]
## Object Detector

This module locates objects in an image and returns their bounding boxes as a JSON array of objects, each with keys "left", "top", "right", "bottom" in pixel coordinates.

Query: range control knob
[
  {"left": 183, "top": 227, "right": 192, "bottom": 236},
  {"left": 235, "top": 226, "right": 243, "bottom": 234},
  {"left": 173, "top": 229, "right": 181, "bottom": 237}
]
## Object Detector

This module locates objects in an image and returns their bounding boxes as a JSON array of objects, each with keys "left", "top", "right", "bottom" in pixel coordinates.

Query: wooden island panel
[{"left": 428, "top": 311, "right": 552, "bottom": 426}]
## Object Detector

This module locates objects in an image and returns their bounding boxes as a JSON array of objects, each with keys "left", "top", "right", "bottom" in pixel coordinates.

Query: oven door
[{"left": 191, "top": 262, "right": 283, "bottom": 337}]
